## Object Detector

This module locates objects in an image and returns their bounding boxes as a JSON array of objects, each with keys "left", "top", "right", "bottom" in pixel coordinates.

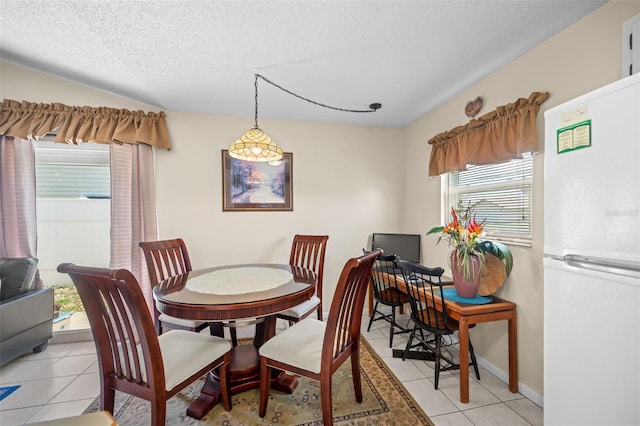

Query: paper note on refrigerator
[{"left": 557, "top": 120, "right": 591, "bottom": 153}]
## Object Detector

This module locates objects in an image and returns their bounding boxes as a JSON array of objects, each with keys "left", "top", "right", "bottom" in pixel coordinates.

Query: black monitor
[{"left": 371, "top": 233, "right": 421, "bottom": 263}]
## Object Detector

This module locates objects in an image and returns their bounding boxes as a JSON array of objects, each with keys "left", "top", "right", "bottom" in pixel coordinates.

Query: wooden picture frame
[{"left": 222, "top": 150, "right": 293, "bottom": 211}]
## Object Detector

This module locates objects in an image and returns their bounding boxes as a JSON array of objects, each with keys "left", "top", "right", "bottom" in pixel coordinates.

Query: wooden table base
[{"left": 187, "top": 344, "right": 298, "bottom": 419}]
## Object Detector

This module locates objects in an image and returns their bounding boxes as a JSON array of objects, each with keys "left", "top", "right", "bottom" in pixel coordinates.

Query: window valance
[
  {"left": 0, "top": 99, "right": 171, "bottom": 149},
  {"left": 427, "top": 91, "right": 549, "bottom": 177}
]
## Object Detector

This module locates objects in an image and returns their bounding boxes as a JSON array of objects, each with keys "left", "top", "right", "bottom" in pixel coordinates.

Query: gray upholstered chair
[
  {"left": 0, "top": 257, "right": 53, "bottom": 366},
  {"left": 259, "top": 250, "right": 381, "bottom": 426}
]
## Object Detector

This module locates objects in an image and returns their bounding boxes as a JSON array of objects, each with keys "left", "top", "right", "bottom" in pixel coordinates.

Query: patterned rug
[{"left": 87, "top": 337, "right": 434, "bottom": 425}]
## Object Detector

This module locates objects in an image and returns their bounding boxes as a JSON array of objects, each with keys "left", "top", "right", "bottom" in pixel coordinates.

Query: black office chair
[
  {"left": 397, "top": 259, "right": 480, "bottom": 389},
  {"left": 367, "top": 253, "right": 412, "bottom": 347}
]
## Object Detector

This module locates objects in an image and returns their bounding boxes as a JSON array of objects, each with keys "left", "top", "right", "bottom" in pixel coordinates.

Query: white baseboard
[
  {"left": 50, "top": 328, "right": 94, "bottom": 344},
  {"left": 475, "top": 354, "right": 544, "bottom": 408}
]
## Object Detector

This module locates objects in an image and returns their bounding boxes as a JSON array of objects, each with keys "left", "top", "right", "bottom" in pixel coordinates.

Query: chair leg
[
  {"left": 219, "top": 357, "right": 232, "bottom": 411},
  {"left": 101, "top": 386, "right": 115, "bottom": 414},
  {"left": 418, "top": 327, "right": 426, "bottom": 341},
  {"left": 151, "top": 399, "right": 166, "bottom": 426},
  {"left": 367, "top": 302, "right": 379, "bottom": 332},
  {"left": 389, "top": 306, "right": 397, "bottom": 347},
  {"left": 320, "top": 373, "right": 334, "bottom": 426},
  {"left": 316, "top": 303, "right": 323, "bottom": 322},
  {"left": 258, "top": 358, "right": 271, "bottom": 418},
  {"left": 468, "top": 339, "right": 481, "bottom": 380},
  {"left": 350, "top": 344, "right": 363, "bottom": 403},
  {"left": 434, "top": 335, "right": 442, "bottom": 390},
  {"left": 402, "top": 326, "right": 417, "bottom": 361}
]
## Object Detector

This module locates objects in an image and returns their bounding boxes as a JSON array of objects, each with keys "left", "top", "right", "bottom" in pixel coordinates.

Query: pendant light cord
[
  {"left": 254, "top": 74, "right": 260, "bottom": 128},
  {"left": 255, "top": 73, "right": 381, "bottom": 122}
]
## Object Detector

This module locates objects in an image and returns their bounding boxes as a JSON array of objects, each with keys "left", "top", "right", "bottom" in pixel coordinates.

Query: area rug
[{"left": 87, "top": 337, "right": 434, "bottom": 425}]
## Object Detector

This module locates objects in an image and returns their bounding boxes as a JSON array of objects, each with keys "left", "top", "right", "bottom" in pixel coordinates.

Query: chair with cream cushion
[
  {"left": 277, "top": 234, "right": 329, "bottom": 323},
  {"left": 139, "top": 238, "right": 208, "bottom": 334},
  {"left": 57, "top": 263, "right": 232, "bottom": 425},
  {"left": 139, "top": 238, "right": 238, "bottom": 345},
  {"left": 259, "top": 249, "right": 381, "bottom": 426}
]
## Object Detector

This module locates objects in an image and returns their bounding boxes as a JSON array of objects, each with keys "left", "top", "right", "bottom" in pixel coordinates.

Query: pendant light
[
  {"left": 228, "top": 73, "right": 382, "bottom": 162},
  {"left": 228, "top": 74, "right": 283, "bottom": 162}
]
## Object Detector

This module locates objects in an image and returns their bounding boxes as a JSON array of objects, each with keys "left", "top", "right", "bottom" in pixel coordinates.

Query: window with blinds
[
  {"left": 35, "top": 140, "right": 110, "bottom": 199},
  {"left": 443, "top": 153, "right": 533, "bottom": 246}
]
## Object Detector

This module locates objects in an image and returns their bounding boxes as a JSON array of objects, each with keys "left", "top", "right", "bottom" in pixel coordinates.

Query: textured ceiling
[{"left": 1, "top": 1, "right": 607, "bottom": 128}]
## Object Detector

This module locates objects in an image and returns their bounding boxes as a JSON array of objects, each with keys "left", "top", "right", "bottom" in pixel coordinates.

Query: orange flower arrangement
[{"left": 428, "top": 202, "right": 513, "bottom": 281}]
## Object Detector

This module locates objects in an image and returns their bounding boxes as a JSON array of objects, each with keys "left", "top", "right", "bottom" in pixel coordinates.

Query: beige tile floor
[{"left": 0, "top": 312, "right": 543, "bottom": 425}]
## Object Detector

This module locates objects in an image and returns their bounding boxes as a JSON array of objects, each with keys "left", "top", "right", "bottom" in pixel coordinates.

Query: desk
[
  {"left": 368, "top": 275, "right": 454, "bottom": 318},
  {"left": 154, "top": 263, "right": 316, "bottom": 419},
  {"left": 390, "top": 275, "right": 518, "bottom": 404}
]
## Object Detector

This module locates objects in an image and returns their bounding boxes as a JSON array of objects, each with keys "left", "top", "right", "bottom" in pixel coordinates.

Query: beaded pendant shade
[
  {"left": 228, "top": 74, "right": 283, "bottom": 162},
  {"left": 228, "top": 127, "right": 283, "bottom": 162},
  {"left": 228, "top": 73, "right": 382, "bottom": 162}
]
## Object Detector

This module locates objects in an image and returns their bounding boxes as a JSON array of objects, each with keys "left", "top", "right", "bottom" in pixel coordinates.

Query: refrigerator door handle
[{"left": 563, "top": 254, "right": 640, "bottom": 277}]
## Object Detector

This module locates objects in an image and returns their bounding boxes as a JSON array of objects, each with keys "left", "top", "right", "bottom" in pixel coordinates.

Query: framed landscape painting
[{"left": 222, "top": 150, "right": 293, "bottom": 211}]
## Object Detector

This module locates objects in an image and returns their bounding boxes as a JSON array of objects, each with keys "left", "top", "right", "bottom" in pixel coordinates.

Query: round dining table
[{"left": 153, "top": 263, "right": 317, "bottom": 419}]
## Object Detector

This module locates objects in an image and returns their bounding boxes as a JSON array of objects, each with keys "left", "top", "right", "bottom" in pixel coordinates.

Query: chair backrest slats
[
  {"left": 323, "top": 250, "right": 381, "bottom": 361},
  {"left": 58, "top": 264, "right": 164, "bottom": 393},
  {"left": 289, "top": 235, "right": 328, "bottom": 290},
  {"left": 370, "top": 253, "right": 405, "bottom": 304},
  {"left": 397, "top": 260, "right": 449, "bottom": 332},
  {"left": 139, "top": 238, "right": 192, "bottom": 285},
  {"left": 108, "top": 285, "right": 145, "bottom": 383}
]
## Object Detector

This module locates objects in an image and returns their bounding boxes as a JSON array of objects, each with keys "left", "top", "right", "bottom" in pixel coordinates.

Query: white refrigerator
[{"left": 543, "top": 73, "right": 640, "bottom": 426}]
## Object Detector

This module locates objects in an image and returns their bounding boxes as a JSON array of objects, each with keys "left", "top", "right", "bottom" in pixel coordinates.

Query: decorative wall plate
[
  {"left": 478, "top": 253, "right": 507, "bottom": 295},
  {"left": 465, "top": 96, "right": 483, "bottom": 118}
]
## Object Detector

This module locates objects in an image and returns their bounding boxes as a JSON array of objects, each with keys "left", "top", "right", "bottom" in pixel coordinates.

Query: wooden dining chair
[
  {"left": 397, "top": 259, "right": 480, "bottom": 389},
  {"left": 139, "top": 238, "right": 237, "bottom": 345},
  {"left": 57, "top": 263, "right": 232, "bottom": 425},
  {"left": 367, "top": 253, "right": 411, "bottom": 347},
  {"left": 259, "top": 249, "right": 381, "bottom": 426},
  {"left": 277, "top": 234, "right": 329, "bottom": 323}
]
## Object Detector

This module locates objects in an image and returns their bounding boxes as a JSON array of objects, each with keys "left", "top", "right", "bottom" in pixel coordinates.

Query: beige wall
[
  {"left": 0, "top": 60, "right": 405, "bottom": 320},
  {"left": 2, "top": 0, "right": 638, "bottom": 405},
  {"left": 403, "top": 1, "right": 640, "bottom": 401},
  {"left": 154, "top": 112, "right": 404, "bottom": 295}
]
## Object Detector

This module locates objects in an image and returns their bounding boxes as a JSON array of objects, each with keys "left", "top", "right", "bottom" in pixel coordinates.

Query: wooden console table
[{"left": 382, "top": 274, "right": 518, "bottom": 403}]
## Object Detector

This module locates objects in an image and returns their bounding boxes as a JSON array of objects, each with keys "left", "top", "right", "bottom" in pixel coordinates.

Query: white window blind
[
  {"left": 34, "top": 140, "right": 110, "bottom": 199},
  {"left": 443, "top": 153, "right": 533, "bottom": 246}
]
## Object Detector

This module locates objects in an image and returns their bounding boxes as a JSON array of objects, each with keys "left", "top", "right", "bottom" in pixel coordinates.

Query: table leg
[
  {"left": 508, "top": 312, "right": 518, "bottom": 393},
  {"left": 186, "top": 317, "right": 299, "bottom": 419},
  {"left": 187, "top": 371, "right": 223, "bottom": 419},
  {"left": 255, "top": 315, "right": 276, "bottom": 346},
  {"left": 458, "top": 317, "right": 470, "bottom": 403}
]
